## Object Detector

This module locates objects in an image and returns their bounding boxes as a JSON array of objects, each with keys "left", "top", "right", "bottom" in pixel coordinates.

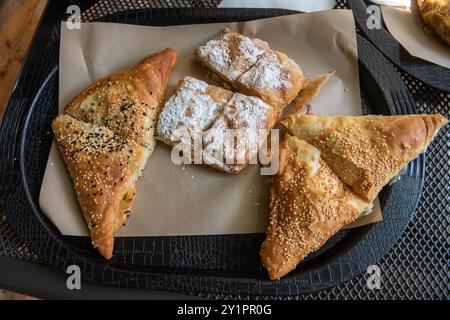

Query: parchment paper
[
  {"left": 218, "top": 0, "right": 336, "bottom": 12},
  {"left": 382, "top": 4, "right": 450, "bottom": 69},
  {"left": 39, "top": 10, "right": 382, "bottom": 237}
]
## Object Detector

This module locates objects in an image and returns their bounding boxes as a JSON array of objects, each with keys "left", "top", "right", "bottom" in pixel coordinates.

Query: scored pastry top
[
  {"left": 238, "top": 52, "right": 291, "bottom": 93},
  {"left": 195, "top": 28, "right": 266, "bottom": 82},
  {"left": 156, "top": 76, "right": 278, "bottom": 174},
  {"left": 195, "top": 29, "right": 306, "bottom": 112},
  {"left": 203, "top": 92, "right": 277, "bottom": 173},
  {"left": 156, "top": 76, "right": 233, "bottom": 145},
  {"left": 236, "top": 51, "right": 305, "bottom": 111}
]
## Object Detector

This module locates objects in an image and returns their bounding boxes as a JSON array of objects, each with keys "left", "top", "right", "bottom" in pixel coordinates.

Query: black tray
[
  {"left": 0, "top": 8, "right": 424, "bottom": 297},
  {"left": 349, "top": 0, "right": 450, "bottom": 93}
]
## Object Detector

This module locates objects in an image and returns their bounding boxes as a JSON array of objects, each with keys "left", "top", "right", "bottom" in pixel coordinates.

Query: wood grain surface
[
  {"left": 0, "top": 0, "right": 47, "bottom": 300},
  {"left": 0, "top": 0, "right": 47, "bottom": 120}
]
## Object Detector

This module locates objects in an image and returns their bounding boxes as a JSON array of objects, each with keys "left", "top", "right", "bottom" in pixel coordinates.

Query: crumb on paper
[{"left": 306, "top": 105, "right": 315, "bottom": 115}]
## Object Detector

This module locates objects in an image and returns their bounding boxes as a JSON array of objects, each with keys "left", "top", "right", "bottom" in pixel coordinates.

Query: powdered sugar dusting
[
  {"left": 156, "top": 77, "right": 224, "bottom": 143},
  {"left": 238, "top": 52, "right": 291, "bottom": 92},
  {"left": 203, "top": 93, "right": 273, "bottom": 171},
  {"left": 157, "top": 75, "right": 276, "bottom": 173},
  {"left": 197, "top": 30, "right": 265, "bottom": 81},
  {"left": 227, "top": 93, "right": 271, "bottom": 127},
  {"left": 203, "top": 118, "right": 232, "bottom": 170}
]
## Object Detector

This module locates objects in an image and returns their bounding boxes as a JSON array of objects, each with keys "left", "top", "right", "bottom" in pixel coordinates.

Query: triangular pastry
[
  {"left": 261, "top": 113, "right": 447, "bottom": 279},
  {"left": 53, "top": 49, "right": 177, "bottom": 259},
  {"left": 260, "top": 135, "right": 372, "bottom": 280},
  {"left": 65, "top": 48, "right": 177, "bottom": 151},
  {"left": 262, "top": 114, "right": 447, "bottom": 279},
  {"left": 280, "top": 114, "right": 448, "bottom": 202},
  {"left": 52, "top": 115, "right": 150, "bottom": 259}
]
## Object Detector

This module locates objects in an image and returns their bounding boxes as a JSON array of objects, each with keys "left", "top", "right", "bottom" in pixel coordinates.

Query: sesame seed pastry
[
  {"left": 53, "top": 48, "right": 178, "bottom": 259},
  {"left": 280, "top": 114, "right": 448, "bottom": 202},
  {"left": 52, "top": 115, "right": 150, "bottom": 259},
  {"left": 65, "top": 48, "right": 178, "bottom": 151},
  {"left": 260, "top": 135, "right": 372, "bottom": 280},
  {"left": 262, "top": 114, "right": 447, "bottom": 279}
]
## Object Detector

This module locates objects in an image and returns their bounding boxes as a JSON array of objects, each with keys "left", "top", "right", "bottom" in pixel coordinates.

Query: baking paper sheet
[
  {"left": 40, "top": 10, "right": 382, "bottom": 237},
  {"left": 381, "top": 4, "right": 450, "bottom": 69},
  {"left": 218, "top": 0, "right": 336, "bottom": 12}
]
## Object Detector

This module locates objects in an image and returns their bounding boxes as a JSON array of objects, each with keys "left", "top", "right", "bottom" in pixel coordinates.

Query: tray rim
[
  {"left": 348, "top": 0, "right": 450, "bottom": 93},
  {"left": 1, "top": 7, "right": 425, "bottom": 297}
]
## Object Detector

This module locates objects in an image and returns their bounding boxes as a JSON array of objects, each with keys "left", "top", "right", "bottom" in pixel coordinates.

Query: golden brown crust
[
  {"left": 52, "top": 115, "right": 150, "bottom": 259},
  {"left": 115, "top": 186, "right": 136, "bottom": 232},
  {"left": 417, "top": 0, "right": 450, "bottom": 45},
  {"left": 65, "top": 48, "right": 177, "bottom": 149},
  {"left": 260, "top": 135, "right": 370, "bottom": 280},
  {"left": 280, "top": 114, "right": 448, "bottom": 202}
]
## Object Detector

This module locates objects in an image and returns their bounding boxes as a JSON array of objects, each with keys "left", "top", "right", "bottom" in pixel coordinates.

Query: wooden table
[
  {"left": 0, "top": 0, "right": 47, "bottom": 300},
  {"left": 0, "top": 0, "right": 47, "bottom": 120}
]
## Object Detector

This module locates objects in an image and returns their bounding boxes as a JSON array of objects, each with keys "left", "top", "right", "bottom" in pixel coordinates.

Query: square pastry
[
  {"left": 235, "top": 51, "right": 306, "bottom": 112},
  {"left": 194, "top": 28, "right": 266, "bottom": 83},
  {"left": 203, "top": 93, "right": 277, "bottom": 174},
  {"left": 195, "top": 30, "right": 306, "bottom": 112},
  {"left": 156, "top": 77, "right": 277, "bottom": 174},
  {"left": 156, "top": 76, "right": 232, "bottom": 146}
]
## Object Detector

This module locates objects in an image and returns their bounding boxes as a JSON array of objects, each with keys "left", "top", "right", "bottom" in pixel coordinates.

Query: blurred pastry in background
[{"left": 417, "top": 0, "right": 450, "bottom": 45}]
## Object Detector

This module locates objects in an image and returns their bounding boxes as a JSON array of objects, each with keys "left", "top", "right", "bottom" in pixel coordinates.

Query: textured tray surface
[
  {"left": 349, "top": 0, "right": 450, "bottom": 93},
  {"left": 0, "top": 1, "right": 448, "bottom": 299}
]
